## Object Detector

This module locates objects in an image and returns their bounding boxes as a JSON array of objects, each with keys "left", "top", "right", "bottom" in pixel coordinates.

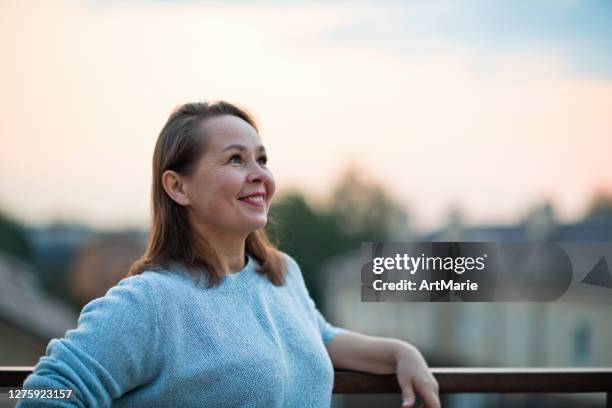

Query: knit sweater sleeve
[
  {"left": 283, "top": 253, "right": 346, "bottom": 346},
  {"left": 16, "top": 275, "right": 162, "bottom": 408}
]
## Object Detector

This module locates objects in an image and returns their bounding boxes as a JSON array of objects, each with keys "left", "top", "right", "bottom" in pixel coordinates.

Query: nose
[{"left": 246, "top": 162, "right": 269, "bottom": 184}]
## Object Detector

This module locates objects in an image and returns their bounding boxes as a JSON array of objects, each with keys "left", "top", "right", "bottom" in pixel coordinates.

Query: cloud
[{"left": 317, "top": 0, "right": 612, "bottom": 78}]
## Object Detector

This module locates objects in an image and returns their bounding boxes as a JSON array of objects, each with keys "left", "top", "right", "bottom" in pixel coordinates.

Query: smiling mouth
[{"left": 238, "top": 195, "right": 266, "bottom": 208}]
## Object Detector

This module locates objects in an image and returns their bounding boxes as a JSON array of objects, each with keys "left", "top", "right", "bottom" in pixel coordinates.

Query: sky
[{"left": 1, "top": 0, "right": 611, "bottom": 232}]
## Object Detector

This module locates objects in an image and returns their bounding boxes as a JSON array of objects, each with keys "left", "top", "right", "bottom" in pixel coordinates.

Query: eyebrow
[{"left": 222, "top": 144, "right": 266, "bottom": 153}]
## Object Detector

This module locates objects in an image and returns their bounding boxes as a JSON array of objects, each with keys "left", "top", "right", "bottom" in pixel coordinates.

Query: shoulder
[
  {"left": 278, "top": 251, "right": 308, "bottom": 288},
  {"left": 69, "top": 274, "right": 161, "bottom": 343},
  {"left": 75, "top": 267, "right": 197, "bottom": 337},
  {"left": 81, "top": 267, "right": 190, "bottom": 319},
  {"left": 81, "top": 275, "right": 155, "bottom": 318},
  {"left": 128, "top": 263, "right": 201, "bottom": 293},
  {"left": 104, "top": 271, "right": 183, "bottom": 306},
  {"left": 278, "top": 251, "right": 299, "bottom": 276},
  {"left": 280, "top": 251, "right": 299, "bottom": 271}
]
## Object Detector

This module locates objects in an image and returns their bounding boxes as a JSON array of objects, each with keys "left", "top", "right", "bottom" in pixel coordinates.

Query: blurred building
[
  {"left": 26, "top": 222, "right": 95, "bottom": 273},
  {"left": 0, "top": 252, "right": 77, "bottom": 366},
  {"left": 23, "top": 223, "right": 147, "bottom": 304},
  {"left": 324, "top": 205, "right": 611, "bottom": 408},
  {"left": 67, "top": 232, "right": 147, "bottom": 304}
]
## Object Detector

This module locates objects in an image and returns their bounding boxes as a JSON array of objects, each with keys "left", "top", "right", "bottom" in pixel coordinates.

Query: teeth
[{"left": 242, "top": 195, "right": 264, "bottom": 203}]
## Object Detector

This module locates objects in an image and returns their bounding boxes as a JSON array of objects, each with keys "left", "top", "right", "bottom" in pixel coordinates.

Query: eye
[
  {"left": 228, "top": 154, "right": 243, "bottom": 164},
  {"left": 257, "top": 155, "right": 268, "bottom": 166}
]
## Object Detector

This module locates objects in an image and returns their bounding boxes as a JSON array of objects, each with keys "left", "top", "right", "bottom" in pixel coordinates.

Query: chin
[{"left": 243, "top": 218, "right": 267, "bottom": 233}]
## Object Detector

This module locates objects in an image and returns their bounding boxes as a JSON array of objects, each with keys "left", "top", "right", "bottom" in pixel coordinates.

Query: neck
[{"left": 190, "top": 219, "right": 248, "bottom": 275}]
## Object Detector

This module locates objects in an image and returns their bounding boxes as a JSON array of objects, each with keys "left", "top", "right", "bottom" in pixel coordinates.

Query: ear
[{"left": 162, "top": 170, "right": 191, "bottom": 206}]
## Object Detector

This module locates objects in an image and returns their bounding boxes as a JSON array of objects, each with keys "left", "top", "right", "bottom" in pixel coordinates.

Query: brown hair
[{"left": 127, "top": 101, "right": 287, "bottom": 287}]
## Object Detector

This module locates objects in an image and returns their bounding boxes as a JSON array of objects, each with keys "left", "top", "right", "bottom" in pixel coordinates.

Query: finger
[
  {"left": 401, "top": 382, "right": 416, "bottom": 407},
  {"left": 421, "top": 389, "right": 441, "bottom": 408}
]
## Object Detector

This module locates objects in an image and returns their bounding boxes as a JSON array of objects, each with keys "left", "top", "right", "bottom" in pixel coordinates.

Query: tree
[
  {"left": 0, "top": 207, "right": 31, "bottom": 262},
  {"left": 329, "top": 166, "right": 409, "bottom": 242},
  {"left": 266, "top": 168, "right": 410, "bottom": 311},
  {"left": 267, "top": 191, "right": 345, "bottom": 307},
  {"left": 585, "top": 190, "right": 612, "bottom": 221}
]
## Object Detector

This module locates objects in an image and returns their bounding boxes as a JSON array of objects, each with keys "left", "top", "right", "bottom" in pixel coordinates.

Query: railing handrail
[
  {"left": 2, "top": 366, "right": 612, "bottom": 394},
  {"left": 334, "top": 367, "right": 612, "bottom": 394},
  {"left": 1, "top": 367, "right": 35, "bottom": 388}
]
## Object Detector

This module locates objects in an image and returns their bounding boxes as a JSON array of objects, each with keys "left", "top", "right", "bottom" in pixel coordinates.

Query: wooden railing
[
  {"left": 335, "top": 368, "right": 612, "bottom": 407},
  {"left": 2, "top": 367, "right": 612, "bottom": 406}
]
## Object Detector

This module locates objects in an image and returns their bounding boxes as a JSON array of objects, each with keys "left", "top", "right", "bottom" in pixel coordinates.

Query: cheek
[
  {"left": 196, "top": 171, "right": 243, "bottom": 207},
  {"left": 218, "top": 173, "right": 244, "bottom": 196},
  {"left": 265, "top": 172, "right": 276, "bottom": 199}
]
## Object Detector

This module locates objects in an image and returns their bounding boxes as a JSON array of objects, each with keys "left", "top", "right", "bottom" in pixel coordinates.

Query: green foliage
[
  {"left": 267, "top": 192, "right": 344, "bottom": 307},
  {"left": 266, "top": 168, "right": 409, "bottom": 311},
  {"left": 585, "top": 191, "right": 612, "bottom": 221},
  {"left": 0, "top": 208, "right": 31, "bottom": 262},
  {"left": 330, "top": 167, "right": 409, "bottom": 242}
]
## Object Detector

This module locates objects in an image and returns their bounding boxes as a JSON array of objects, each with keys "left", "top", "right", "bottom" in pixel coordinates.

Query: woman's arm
[
  {"left": 326, "top": 330, "right": 440, "bottom": 408},
  {"left": 16, "top": 275, "right": 162, "bottom": 407},
  {"left": 282, "top": 253, "right": 440, "bottom": 406}
]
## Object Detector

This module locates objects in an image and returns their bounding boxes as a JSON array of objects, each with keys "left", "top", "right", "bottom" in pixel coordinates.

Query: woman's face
[{"left": 181, "top": 115, "right": 275, "bottom": 237}]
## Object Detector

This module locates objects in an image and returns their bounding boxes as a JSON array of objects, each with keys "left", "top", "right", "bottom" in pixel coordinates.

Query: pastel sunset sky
[{"left": 1, "top": 0, "right": 611, "bottom": 231}]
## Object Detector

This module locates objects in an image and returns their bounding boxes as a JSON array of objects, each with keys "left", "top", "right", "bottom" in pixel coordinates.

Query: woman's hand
[
  {"left": 325, "top": 331, "right": 440, "bottom": 407},
  {"left": 394, "top": 343, "right": 440, "bottom": 408}
]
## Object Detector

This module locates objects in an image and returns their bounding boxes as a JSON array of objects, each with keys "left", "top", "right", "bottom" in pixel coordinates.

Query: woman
[{"left": 18, "top": 101, "right": 440, "bottom": 408}]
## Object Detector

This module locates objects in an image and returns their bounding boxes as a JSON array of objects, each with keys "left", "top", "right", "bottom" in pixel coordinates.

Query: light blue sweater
[{"left": 17, "top": 253, "right": 345, "bottom": 407}]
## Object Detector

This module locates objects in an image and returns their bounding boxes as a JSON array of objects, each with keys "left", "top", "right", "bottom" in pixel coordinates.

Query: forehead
[{"left": 199, "top": 115, "right": 262, "bottom": 151}]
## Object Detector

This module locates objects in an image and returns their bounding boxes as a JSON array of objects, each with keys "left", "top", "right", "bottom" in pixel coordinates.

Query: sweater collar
[
  {"left": 168, "top": 253, "right": 263, "bottom": 291},
  {"left": 216, "top": 252, "right": 260, "bottom": 291}
]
